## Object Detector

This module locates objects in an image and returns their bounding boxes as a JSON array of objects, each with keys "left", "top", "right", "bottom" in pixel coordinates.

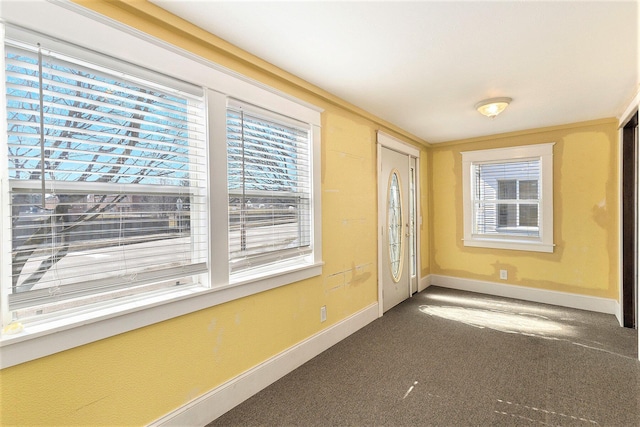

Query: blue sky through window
[{"left": 6, "top": 47, "right": 199, "bottom": 186}]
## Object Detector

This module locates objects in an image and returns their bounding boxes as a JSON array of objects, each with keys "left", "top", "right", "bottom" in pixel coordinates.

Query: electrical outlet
[
  {"left": 320, "top": 306, "right": 327, "bottom": 322},
  {"left": 500, "top": 270, "right": 508, "bottom": 280}
]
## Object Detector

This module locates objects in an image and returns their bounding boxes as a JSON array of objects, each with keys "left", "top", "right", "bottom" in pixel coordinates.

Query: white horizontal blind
[
  {"left": 473, "top": 159, "right": 541, "bottom": 237},
  {"left": 5, "top": 40, "right": 208, "bottom": 318},
  {"left": 227, "top": 104, "right": 312, "bottom": 273}
]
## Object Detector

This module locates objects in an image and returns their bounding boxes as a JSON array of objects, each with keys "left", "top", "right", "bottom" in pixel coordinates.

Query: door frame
[
  {"left": 618, "top": 90, "right": 640, "bottom": 361},
  {"left": 622, "top": 110, "right": 638, "bottom": 329},
  {"left": 377, "top": 131, "right": 421, "bottom": 317}
]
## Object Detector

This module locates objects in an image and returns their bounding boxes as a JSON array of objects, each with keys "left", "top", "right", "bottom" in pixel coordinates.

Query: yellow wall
[
  {"left": 430, "top": 119, "right": 620, "bottom": 299},
  {"left": 0, "top": 1, "right": 427, "bottom": 425}
]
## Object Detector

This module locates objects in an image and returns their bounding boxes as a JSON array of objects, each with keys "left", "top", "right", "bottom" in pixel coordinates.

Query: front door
[{"left": 380, "top": 146, "right": 411, "bottom": 312}]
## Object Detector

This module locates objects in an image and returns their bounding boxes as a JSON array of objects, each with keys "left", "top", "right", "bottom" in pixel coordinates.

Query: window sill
[
  {"left": 463, "top": 238, "right": 554, "bottom": 253},
  {"left": 0, "top": 261, "right": 323, "bottom": 369}
]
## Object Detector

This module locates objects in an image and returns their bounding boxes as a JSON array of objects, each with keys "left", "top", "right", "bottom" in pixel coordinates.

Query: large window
[
  {"left": 461, "top": 143, "right": 554, "bottom": 252},
  {"left": 1, "top": 3, "right": 321, "bottom": 368},
  {"left": 5, "top": 40, "right": 208, "bottom": 321},
  {"left": 227, "top": 103, "right": 312, "bottom": 274}
]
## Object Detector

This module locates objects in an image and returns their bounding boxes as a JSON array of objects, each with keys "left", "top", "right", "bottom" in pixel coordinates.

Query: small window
[{"left": 461, "top": 143, "right": 554, "bottom": 253}]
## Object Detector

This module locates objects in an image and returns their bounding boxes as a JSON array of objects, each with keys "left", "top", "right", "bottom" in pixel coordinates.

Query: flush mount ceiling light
[{"left": 475, "top": 97, "right": 512, "bottom": 118}]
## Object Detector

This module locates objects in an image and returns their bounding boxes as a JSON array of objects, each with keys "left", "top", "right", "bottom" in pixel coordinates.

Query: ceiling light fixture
[{"left": 475, "top": 97, "right": 512, "bottom": 118}]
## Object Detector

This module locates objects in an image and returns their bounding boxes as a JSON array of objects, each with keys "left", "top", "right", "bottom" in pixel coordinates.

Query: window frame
[
  {"left": 0, "top": 2, "right": 322, "bottom": 368},
  {"left": 5, "top": 41, "right": 210, "bottom": 318},
  {"left": 461, "top": 143, "right": 555, "bottom": 253},
  {"left": 226, "top": 100, "right": 314, "bottom": 275}
]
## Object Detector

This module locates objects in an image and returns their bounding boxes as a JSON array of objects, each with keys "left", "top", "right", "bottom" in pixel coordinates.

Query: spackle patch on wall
[
  {"left": 325, "top": 270, "right": 346, "bottom": 292},
  {"left": 337, "top": 150, "right": 365, "bottom": 161},
  {"left": 348, "top": 262, "right": 373, "bottom": 286},
  {"left": 324, "top": 262, "right": 373, "bottom": 293},
  {"left": 592, "top": 198, "right": 609, "bottom": 229},
  {"left": 212, "top": 328, "right": 224, "bottom": 358},
  {"left": 341, "top": 218, "right": 366, "bottom": 226}
]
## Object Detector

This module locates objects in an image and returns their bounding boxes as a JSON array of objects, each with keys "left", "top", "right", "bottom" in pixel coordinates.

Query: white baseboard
[
  {"left": 614, "top": 300, "right": 623, "bottom": 326},
  {"left": 418, "top": 275, "right": 431, "bottom": 293},
  {"left": 429, "top": 274, "right": 618, "bottom": 315},
  {"left": 150, "top": 302, "right": 380, "bottom": 426}
]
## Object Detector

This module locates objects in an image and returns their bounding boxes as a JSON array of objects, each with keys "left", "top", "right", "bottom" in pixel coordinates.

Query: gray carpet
[{"left": 209, "top": 286, "right": 640, "bottom": 426}]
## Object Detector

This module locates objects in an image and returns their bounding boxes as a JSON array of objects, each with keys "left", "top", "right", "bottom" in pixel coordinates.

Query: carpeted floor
[{"left": 209, "top": 286, "right": 640, "bottom": 426}]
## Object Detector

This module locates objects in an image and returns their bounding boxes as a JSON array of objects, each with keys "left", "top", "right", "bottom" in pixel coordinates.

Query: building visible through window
[
  {"left": 474, "top": 160, "right": 541, "bottom": 237},
  {"left": 497, "top": 178, "right": 539, "bottom": 230},
  {"left": 462, "top": 143, "right": 554, "bottom": 253}
]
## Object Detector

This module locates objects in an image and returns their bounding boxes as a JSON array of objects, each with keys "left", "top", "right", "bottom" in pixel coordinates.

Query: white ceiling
[{"left": 150, "top": 0, "right": 639, "bottom": 144}]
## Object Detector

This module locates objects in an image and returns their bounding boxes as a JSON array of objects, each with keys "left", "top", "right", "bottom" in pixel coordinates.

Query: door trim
[
  {"left": 377, "top": 131, "right": 421, "bottom": 317},
  {"left": 622, "top": 111, "right": 638, "bottom": 329},
  {"left": 617, "top": 90, "right": 640, "bottom": 360}
]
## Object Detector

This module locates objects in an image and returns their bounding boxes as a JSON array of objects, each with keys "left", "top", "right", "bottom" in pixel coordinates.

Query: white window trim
[
  {"left": 0, "top": 0, "right": 323, "bottom": 368},
  {"left": 461, "top": 143, "right": 555, "bottom": 253}
]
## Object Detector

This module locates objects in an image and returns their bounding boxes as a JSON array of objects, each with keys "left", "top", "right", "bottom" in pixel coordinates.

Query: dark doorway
[{"left": 622, "top": 110, "right": 638, "bottom": 328}]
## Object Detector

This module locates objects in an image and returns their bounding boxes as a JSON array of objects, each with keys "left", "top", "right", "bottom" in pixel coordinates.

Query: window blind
[
  {"left": 472, "top": 159, "right": 540, "bottom": 237},
  {"left": 226, "top": 103, "right": 312, "bottom": 273},
  {"left": 5, "top": 41, "right": 208, "bottom": 317}
]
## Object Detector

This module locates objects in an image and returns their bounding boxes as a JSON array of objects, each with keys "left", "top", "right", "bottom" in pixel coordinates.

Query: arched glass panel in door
[{"left": 387, "top": 170, "right": 403, "bottom": 282}]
